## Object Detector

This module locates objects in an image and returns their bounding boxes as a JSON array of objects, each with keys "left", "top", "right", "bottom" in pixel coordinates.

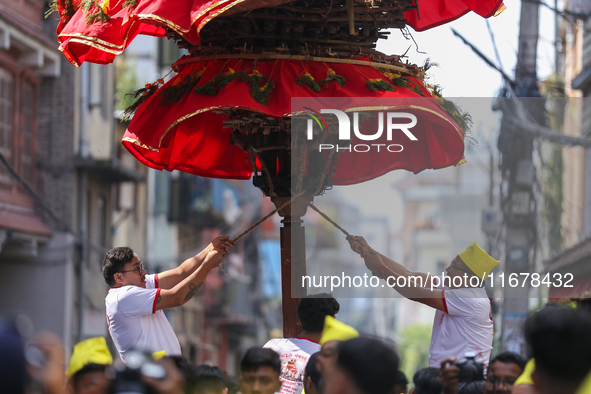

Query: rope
[
  {"left": 217, "top": 198, "right": 292, "bottom": 274},
  {"left": 220, "top": 199, "right": 351, "bottom": 272},
  {"left": 231, "top": 198, "right": 293, "bottom": 243},
  {"left": 229, "top": 198, "right": 351, "bottom": 244},
  {"left": 308, "top": 202, "right": 350, "bottom": 236}
]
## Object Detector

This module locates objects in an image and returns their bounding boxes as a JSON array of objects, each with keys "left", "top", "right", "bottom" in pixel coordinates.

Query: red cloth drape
[
  {"left": 122, "top": 57, "right": 465, "bottom": 184},
  {"left": 404, "top": 0, "right": 505, "bottom": 31},
  {"left": 55, "top": 0, "right": 505, "bottom": 66}
]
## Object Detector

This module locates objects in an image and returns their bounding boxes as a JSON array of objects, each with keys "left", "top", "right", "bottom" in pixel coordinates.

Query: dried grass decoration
[
  {"left": 162, "top": 68, "right": 207, "bottom": 105},
  {"left": 120, "top": 79, "right": 164, "bottom": 121},
  {"left": 296, "top": 69, "right": 346, "bottom": 92}
]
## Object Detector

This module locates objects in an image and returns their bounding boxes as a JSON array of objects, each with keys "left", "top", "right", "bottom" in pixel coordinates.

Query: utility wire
[
  {"left": 486, "top": 20, "right": 506, "bottom": 77},
  {"left": 451, "top": 28, "right": 515, "bottom": 86},
  {"left": 0, "top": 150, "right": 112, "bottom": 256},
  {"left": 452, "top": 29, "right": 591, "bottom": 147},
  {"left": 0, "top": 152, "right": 71, "bottom": 232},
  {"left": 524, "top": 0, "right": 591, "bottom": 34}
]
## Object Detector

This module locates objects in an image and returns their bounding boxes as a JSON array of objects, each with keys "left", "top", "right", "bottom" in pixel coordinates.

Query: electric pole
[{"left": 498, "top": 0, "right": 543, "bottom": 353}]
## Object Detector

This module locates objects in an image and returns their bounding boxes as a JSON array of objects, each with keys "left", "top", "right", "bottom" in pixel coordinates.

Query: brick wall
[{"left": 37, "top": 17, "right": 76, "bottom": 230}]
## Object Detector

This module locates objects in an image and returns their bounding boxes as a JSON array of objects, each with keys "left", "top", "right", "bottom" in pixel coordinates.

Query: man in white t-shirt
[
  {"left": 347, "top": 237, "right": 499, "bottom": 368},
  {"left": 103, "top": 236, "right": 233, "bottom": 362},
  {"left": 264, "top": 294, "right": 340, "bottom": 394}
]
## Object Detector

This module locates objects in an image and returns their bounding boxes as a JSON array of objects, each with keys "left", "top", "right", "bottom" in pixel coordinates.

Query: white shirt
[
  {"left": 263, "top": 338, "right": 321, "bottom": 394},
  {"left": 106, "top": 274, "right": 181, "bottom": 362},
  {"left": 428, "top": 286, "right": 493, "bottom": 369}
]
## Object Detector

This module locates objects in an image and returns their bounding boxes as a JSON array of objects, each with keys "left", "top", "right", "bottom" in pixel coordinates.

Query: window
[{"left": 0, "top": 65, "right": 38, "bottom": 188}]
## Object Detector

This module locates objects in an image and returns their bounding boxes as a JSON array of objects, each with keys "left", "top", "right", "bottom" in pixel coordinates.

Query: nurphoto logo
[{"left": 304, "top": 108, "right": 419, "bottom": 152}]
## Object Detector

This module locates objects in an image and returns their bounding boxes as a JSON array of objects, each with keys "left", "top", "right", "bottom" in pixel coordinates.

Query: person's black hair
[
  {"left": 577, "top": 298, "right": 591, "bottom": 312},
  {"left": 412, "top": 367, "right": 442, "bottom": 394},
  {"left": 71, "top": 363, "right": 108, "bottom": 388},
  {"left": 103, "top": 247, "right": 135, "bottom": 286},
  {"left": 298, "top": 294, "right": 340, "bottom": 333},
  {"left": 225, "top": 376, "right": 240, "bottom": 394},
  {"left": 194, "top": 365, "right": 227, "bottom": 394},
  {"left": 394, "top": 370, "right": 408, "bottom": 387},
  {"left": 240, "top": 347, "right": 281, "bottom": 374},
  {"left": 336, "top": 337, "right": 400, "bottom": 394},
  {"left": 164, "top": 356, "right": 199, "bottom": 394},
  {"left": 524, "top": 305, "right": 591, "bottom": 384},
  {"left": 304, "top": 352, "right": 321, "bottom": 387},
  {"left": 0, "top": 318, "right": 27, "bottom": 394},
  {"left": 458, "top": 380, "right": 485, "bottom": 394},
  {"left": 488, "top": 351, "right": 526, "bottom": 372}
]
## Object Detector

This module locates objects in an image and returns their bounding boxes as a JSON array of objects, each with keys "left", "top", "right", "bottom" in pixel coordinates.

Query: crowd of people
[
  {"left": 2, "top": 237, "right": 591, "bottom": 394},
  {"left": 2, "top": 295, "right": 591, "bottom": 394}
]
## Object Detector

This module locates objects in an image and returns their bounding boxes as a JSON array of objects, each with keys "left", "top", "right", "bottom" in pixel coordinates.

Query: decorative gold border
[
  {"left": 128, "top": 103, "right": 465, "bottom": 154},
  {"left": 173, "top": 54, "right": 417, "bottom": 76},
  {"left": 59, "top": 32, "right": 125, "bottom": 49},
  {"left": 122, "top": 136, "right": 161, "bottom": 152},
  {"left": 344, "top": 104, "right": 465, "bottom": 141},
  {"left": 135, "top": 13, "right": 190, "bottom": 33},
  {"left": 197, "top": 0, "right": 251, "bottom": 33},
  {"left": 58, "top": 45, "right": 80, "bottom": 68},
  {"left": 66, "top": 37, "right": 123, "bottom": 55},
  {"left": 192, "top": 0, "right": 236, "bottom": 29}
]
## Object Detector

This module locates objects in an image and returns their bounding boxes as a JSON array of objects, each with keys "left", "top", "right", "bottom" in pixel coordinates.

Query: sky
[{"left": 377, "top": 0, "right": 558, "bottom": 98}]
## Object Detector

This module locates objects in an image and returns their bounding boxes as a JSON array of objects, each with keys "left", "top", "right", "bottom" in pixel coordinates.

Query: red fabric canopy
[
  {"left": 121, "top": 57, "right": 465, "bottom": 185},
  {"left": 55, "top": 0, "right": 505, "bottom": 66},
  {"left": 404, "top": 0, "right": 505, "bottom": 31}
]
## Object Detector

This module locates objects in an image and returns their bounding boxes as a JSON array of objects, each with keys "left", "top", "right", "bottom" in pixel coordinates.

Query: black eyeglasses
[{"left": 119, "top": 262, "right": 144, "bottom": 275}]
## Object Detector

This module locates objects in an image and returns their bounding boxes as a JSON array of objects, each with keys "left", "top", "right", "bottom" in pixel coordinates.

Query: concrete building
[
  {"left": 543, "top": 1, "right": 591, "bottom": 301},
  {"left": 0, "top": 0, "right": 145, "bottom": 355}
]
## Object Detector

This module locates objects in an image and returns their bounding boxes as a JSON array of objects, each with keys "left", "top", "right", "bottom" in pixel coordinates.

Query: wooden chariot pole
[{"left": 272, "top": 196, "right": 313, "bottom": 338}]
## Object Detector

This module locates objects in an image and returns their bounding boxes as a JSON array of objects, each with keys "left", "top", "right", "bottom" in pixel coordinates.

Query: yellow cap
[
  {"left": 319, "top": 316, "right": 359, "bottom": 345},
  {"left": 514, "top": 359, "right": 535, "bottom": 386},
  {"left": 66, "top": 337, "right": 113, "bottom": 379},
  {"left": 458, "top": 241, "right": 500, "bottom": 280},
  {"left": 152, "top": 350, "right": 167, "bottom": 361}
]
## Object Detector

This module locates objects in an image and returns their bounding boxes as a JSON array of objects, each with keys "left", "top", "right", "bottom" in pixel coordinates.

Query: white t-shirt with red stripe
[
  {"left": 263, "top": 338, "right": 320, "bottom": 394},
  {"left": 106, "top": 274, "right": 181, "bottom": 362},
  {"left": 428, "top": 286, "right": 493, "bottom": 369}
]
